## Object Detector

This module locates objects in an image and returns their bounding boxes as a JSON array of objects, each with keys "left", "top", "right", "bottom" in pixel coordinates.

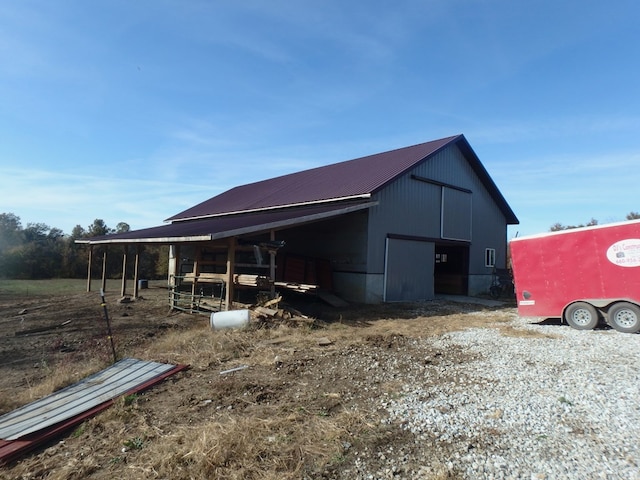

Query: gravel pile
[{"left": 381, "top": 315, "right": 640, "bottom": 479}]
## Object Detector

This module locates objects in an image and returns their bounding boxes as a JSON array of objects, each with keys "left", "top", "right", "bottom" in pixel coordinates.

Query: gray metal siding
[
  {"left": 469, "top": 184, "right": 509, "bottom": 273},
  {"left": 384, "top": 238, "right": 435, "bottom": 301},
  {"left": 368, "top": 144, "right": 508, "bottom": 276},
  {"left": 277, "top": 210, "right": 369, "bottom": 273},
  {"left": 367, "top": 174, "right": 441, "bottom": 273},
  {"left": 441, "top": 187, "right": 472, "bottom": 241}
]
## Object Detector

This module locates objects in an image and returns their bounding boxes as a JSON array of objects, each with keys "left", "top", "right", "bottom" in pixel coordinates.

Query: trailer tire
[
  {"left": 607, "top": 302, "right": 640, "bottom": 334},
  {"left": 564, "top": 302, "right": 599, "bottom": 330}
]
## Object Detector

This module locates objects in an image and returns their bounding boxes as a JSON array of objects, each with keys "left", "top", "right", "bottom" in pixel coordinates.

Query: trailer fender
[{"left": 577, "top": 298, "right": 639, "bottom": 316}]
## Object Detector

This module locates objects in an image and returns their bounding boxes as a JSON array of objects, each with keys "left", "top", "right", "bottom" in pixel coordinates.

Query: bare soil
[{"left": 0, "top": 284, "right": 518, "bottom": 479}]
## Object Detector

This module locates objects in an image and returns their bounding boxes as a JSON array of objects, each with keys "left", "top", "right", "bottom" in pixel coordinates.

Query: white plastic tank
[{"left": 210, "top": 309, "right": 250, "bottom": 330}]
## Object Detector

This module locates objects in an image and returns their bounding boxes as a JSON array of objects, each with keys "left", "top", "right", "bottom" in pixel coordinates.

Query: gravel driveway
[{"left": 380, "top": 314, "right": 640, "bottom": 479}]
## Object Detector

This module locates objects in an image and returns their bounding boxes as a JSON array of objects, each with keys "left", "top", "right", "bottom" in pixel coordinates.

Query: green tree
[
  {"left": 549, "top": 218, "right": 598, "bottom": 231},
  {"left": 116, "top": 222, "right": 130, "bottom": 233},
  {"left": 626, "top": 211, "right": 640, "bottom": 220},
  {"left": 0, "top": 213, "right": 23, "bottom": 250},
  {"left": 87, "top": 219, "right": 113, "bottom": 237}
]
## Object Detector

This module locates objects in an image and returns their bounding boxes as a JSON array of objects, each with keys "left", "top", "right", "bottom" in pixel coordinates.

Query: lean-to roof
[{"left": 77, "top": 201, "right": 375, "bottom": 244}]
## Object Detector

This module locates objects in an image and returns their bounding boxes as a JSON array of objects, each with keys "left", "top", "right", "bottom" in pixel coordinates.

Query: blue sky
[{"left": 1, "top": 1, "right": 638, "bottom": 238}]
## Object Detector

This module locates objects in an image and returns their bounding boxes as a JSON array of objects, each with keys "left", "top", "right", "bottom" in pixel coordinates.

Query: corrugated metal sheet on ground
[{"left": 0, "top": 358, "right": 187, "bottom": 464}]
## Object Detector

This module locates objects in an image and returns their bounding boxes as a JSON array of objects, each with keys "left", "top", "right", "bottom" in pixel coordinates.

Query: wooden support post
[
  {"left": 101, "top": 248, "right": 108, "bottom": 293},
  {"left": 133, "top": 246, "right": 140, "bottom": 299},
  {"left": 169, "top": 244, "right": 179, "bottom": 311},
  {"left": 270, "top": 230, "right": 276, "bottom": 298},
  {"left": 169, "top": 244, "right": 180, "bottom": 287},
  {"left": 225, "top": 237, "right": 236, "bottom": 311},
  {"left": 121, "top": 246, "right": 128, "bottom": 298},
  {"left": 191, "top": 247, "right": 201, "bottom": 313},
  {"left": 86, "top": 245, "right": 93, "bottom": 292}
]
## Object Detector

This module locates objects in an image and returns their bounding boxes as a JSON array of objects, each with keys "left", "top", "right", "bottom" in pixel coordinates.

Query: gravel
[{"left": 380, "top": 314, "right": 640, "bottom": 479}]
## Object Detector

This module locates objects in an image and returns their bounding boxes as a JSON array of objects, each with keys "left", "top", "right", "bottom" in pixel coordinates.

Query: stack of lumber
[
  {"left": 234, "top": 274, "right": 272, "bottom": 288},
  {"left": 182, "top": 272, "right": 225, "bottom": 283},
  {"left": 249, "top": 296, "right": 319, "bottom": 327},
  {"left": 273, "top": 281, "right": 318, "bottom": 293}
]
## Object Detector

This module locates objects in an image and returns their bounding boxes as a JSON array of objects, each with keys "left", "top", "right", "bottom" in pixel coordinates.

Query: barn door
[{"left": 384, "top": 238, "right": 435, "bottom": 302}]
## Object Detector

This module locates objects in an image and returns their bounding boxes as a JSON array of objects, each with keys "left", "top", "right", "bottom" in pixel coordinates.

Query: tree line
[
  {"left": 3, "top": 210, "right": 639, "bottom": 280},
  {"left": 549, "top": 211, "right": 640, "bottom": 231},
  {"left": 0, "top": 213, "right": 168, "bottom": 280}
]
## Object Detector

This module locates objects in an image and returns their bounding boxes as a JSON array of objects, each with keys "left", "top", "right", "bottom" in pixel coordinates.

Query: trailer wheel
[
  {"left": 608, "top": 302, "right": 640, "bottom": 333},
  {"left": 564, "top": 302, "right": 599, "bottom": 330}
]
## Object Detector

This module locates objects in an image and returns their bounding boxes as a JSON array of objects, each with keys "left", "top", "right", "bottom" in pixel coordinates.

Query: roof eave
[
  {"left": 75, "top": 235, "right": 214, "bottom": 245},
  {"left": 454, "top": 136, "right": 519, "bottom": 225},
  {"left": 77, "top": 201, "right": 377, "bottom": 246},
  {"left": 167, "top": 194, "right": 372, "bottom": 223}
]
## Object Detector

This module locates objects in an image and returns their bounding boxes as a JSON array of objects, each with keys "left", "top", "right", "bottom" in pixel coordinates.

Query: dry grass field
[{"left": 0, "top": 280, "right": 520, "bottom": 479}]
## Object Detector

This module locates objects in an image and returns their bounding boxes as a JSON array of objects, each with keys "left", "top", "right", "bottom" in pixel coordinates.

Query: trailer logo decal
[{"left": 606, "top": 239, "right": 640, "bottom": 267}]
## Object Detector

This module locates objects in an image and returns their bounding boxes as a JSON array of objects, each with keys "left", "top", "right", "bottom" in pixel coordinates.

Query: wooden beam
[
  {"left": 133, "top": 246, "right": 140, "bottom": 299},
  {"left": 191, "top": 246, "right": 201, "bottom": 313},
  {"left": 86, "top": 246, "right": 93, "bottom": 292},
  {"left": 225, "top": 237, "right": 236, "bottom": 311},
  {"left": 101, "top": 248, "right": 108, "bottom": 293},
  {"left": 169, "top": 244, "right": 179, "bottom": 287},
  {"left": 270, "top": 230, "right": 276, "bottom": 298},
  {"left": 120, "top": 246, "right": 127, "bottom": 298}
]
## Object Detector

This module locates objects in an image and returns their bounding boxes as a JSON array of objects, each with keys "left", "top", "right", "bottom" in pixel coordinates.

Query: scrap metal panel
[{"left": 0, "top": 358, "right": 181, "bottom": 441}]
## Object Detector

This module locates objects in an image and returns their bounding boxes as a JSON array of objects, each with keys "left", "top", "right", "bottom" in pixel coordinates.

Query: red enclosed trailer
[{"left": 510, "top": 219, "right": 640, "bottom": 333}]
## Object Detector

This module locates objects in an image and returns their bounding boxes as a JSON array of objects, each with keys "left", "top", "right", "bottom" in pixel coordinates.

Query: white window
[
  {"left": 485, "top": 248, "right": 496, "bottom": 268},
  {"left": 435, "top": 253, "right": 448, "bottom": 263}
]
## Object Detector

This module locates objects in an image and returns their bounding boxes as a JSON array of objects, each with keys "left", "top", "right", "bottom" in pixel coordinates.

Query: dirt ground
[{"left": 0, "top": 283, "right": 518, "bottom": 479}]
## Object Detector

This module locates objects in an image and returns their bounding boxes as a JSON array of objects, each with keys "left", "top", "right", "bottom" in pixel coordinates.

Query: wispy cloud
[
  {"left": 468, "top": 114, "right": 640, "bottom": 146},
  {"left": 0, "top": 167, "right": 217, "bottom": 233}
]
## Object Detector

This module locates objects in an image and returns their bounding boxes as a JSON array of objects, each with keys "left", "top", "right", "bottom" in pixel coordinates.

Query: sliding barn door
[{"left": 384, "top": 238, "right": 435, "bottom": 302}]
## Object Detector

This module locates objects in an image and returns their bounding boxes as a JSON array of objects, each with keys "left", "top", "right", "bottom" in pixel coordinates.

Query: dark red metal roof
[
  {"left": 79, "top": 134, "right": 517, "bottom": 246},
  {"left": 167, "top": 135, "right": 460, "bottom": 222},
  {"left": 79, "top": 201, "right": 375, "bottom": 244}
]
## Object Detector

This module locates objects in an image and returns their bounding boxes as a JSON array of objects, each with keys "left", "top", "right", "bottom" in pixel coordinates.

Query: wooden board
[{"left": 316, "top": 290, "right": 349, "bottom": 307}]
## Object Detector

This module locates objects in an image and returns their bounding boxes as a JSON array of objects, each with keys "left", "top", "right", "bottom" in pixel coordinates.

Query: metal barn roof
[
  {"left": 167, "top": 135, "right": 460, "bottom": 222},
  {"left": 78, "top": 201, "right": 375, "bottom": 244},
  {"left": 79, "top": 134, "right": 517, "bottom": 246}
]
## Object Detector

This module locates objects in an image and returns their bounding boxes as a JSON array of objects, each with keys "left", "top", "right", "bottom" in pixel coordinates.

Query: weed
[
  {"left": 559, "top": 396, "right": 573, "bottom": 406},
  {"left": 123, "top": 393, "right": 138, "bottom": 406},
  {"left": 123, "top": 436, "right": 145, "bottom": 450},
  {"left": 71, "top": 423, "right": 85, "bottom": 438}
]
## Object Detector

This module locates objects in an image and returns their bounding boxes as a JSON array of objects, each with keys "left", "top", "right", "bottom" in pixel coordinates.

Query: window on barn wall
[
  {"left": 485, "top": 248, "right": 496, "bottom": 267},
  {"left": 441, "top": 187, "right": 472, "bottom": 241}
]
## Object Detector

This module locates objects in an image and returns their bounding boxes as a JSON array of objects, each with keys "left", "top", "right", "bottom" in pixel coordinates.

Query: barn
[{"left": 79, "top": 134, "right": 518, "bottom": 309}]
